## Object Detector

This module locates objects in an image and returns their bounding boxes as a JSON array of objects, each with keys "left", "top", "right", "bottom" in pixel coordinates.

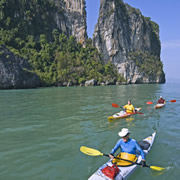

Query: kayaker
[
  {"left": 157, "top": 96, "right": 166, "bottom": 104},
  {"left": 109, "top": 128, "right": 146, "bottom": 167},
  {"left": 123, "top": 100, "right": 135, "bottom": 113}
]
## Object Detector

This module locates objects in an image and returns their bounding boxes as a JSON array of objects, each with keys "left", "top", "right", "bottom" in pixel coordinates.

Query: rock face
[
  {"left": 0, "top": 0, "right": 87, "bottom": 45},
  {"left": 0, "top": 0, "right": 166, "bottom": 88},
  {"left": 54, "top": 0, "right": 87, "bottom": 44},
  {"left": 0, "top": 46, "right": 41, "bottom": 89},
  {"left": 93, "top": 0, "right": 165, "bottom": 83},
  {"left": 85, "top": 79, "right": 97, "bottom": 86}
]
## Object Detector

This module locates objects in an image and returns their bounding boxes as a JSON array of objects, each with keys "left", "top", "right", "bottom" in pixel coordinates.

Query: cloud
[{"left": 162, "top": 40, "right": 180, "bottom": 49}]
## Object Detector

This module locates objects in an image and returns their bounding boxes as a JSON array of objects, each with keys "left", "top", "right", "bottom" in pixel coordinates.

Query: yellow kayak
[{"left": 108, "top": 108, "right": 141, "bottom": 121}]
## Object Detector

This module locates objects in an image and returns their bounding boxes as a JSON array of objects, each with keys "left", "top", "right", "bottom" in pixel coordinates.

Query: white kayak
[
  {"left": 154, "top": 103, "right": 165, "bottom": 109},
  {"left": 88, "top": 132, "right": 156, "bottom": 180}
]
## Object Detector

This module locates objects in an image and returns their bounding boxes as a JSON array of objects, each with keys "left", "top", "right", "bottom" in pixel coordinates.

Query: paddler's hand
[
  {"left": 141, "top": 160, "right": 146, "bottom": 167},
  {"left": 109, "top": 154, "right": 114, "bottom": 159}
]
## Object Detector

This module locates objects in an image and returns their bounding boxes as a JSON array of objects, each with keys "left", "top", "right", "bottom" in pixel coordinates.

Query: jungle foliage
[{"left": 0, "top": 0, "right": 124, "bottom": 86}]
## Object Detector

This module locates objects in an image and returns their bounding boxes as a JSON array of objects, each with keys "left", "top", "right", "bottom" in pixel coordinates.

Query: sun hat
[{"left": 118, "top": 128, "right": 130, "bottom": 137}]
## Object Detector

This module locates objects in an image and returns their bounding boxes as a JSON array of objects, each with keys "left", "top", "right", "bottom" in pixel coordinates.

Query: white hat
[
  {"left": 160, "top": 96, "right": 162, "bottom": 98},
  {"left": 118, "top": 128, "right": 130, "bottom": 137}
]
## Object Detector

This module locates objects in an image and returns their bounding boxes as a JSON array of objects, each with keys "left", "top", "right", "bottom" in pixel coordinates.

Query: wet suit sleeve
[
  {"left": 135, "top": 141, "right": 145, "bottom": 160},
  {"left": 110, "top": 140, "right": 121, "bottom": 155}
]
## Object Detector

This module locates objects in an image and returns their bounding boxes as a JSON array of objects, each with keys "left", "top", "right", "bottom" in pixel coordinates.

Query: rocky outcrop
[
  {"left": 93, "top": 0, "right": 165, "bottom": 83},
  {"left": 119, "top": 59, "right": 165, "bottom": 84},
  {"left": 0, "top": 46, "right": 41, "bottom": 89},
  {"left": 54, "top": 0, "right": 87, "bottom": 44},
  {"left": 85, "top": 79, "right": 97, "bottom": 86}
]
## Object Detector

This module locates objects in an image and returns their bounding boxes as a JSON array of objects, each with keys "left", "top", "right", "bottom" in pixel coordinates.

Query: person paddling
[
  {"left": 123, "top": 100, "right": 135, "bottom": 114},
  {"left": 109, "top": 128, "right": 146, "bottom": 167},
  {"left": 157, "top": 96, "right": 166, "bottom": 104}
]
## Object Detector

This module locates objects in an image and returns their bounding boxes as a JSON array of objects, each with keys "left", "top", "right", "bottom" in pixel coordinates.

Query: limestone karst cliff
[
  {"left": 0, "top": 0, "right": 165, "bottom": 88},
  {"left": 93, "top": 0, "right": 165, "bottom": 83},
  {"left": 0, "top": 0, "right": 88, "bottom": 88},
  {"left": 55, "top": 0, "right": 87, "bottom": 44},
  {"left": 0, "top": 46, "right": 41, "bottom": 89},
  {"left": 0, "top": 0, "right": 87, "bottom": 44}
]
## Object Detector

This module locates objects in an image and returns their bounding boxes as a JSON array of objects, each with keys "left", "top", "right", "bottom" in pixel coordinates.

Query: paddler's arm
[
  {"left": 109, "top": 140, "right": 121, "bottom": 159},
  {"left": 132, "top": 105, "right": 135, "bottom": 113},
  {"left": 135, "top": 141, "right": 146, "bottom": 167},
  {"left": 123, "top": 105, "right": 127, "bottom": 112}
]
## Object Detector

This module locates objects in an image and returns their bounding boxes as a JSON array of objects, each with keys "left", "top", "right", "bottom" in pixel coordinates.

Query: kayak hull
[
  {"left": 154, "top": 103, "right": 165, "bottom": 109},
  {"left": 88, "top": 132, "right": 156, "bottom": 180},
  {"left": 108, "top": 108, "right": 141, "bottom": 121}
]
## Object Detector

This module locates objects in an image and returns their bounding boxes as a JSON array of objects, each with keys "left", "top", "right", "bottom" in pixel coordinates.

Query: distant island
[{"left": 0, "top": 0, "right": 165, "bottom": 89}]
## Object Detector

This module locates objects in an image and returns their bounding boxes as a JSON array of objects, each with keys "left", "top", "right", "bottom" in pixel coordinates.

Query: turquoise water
[{"left": 0, "top": 82, "right": 180, "bottom": 180}]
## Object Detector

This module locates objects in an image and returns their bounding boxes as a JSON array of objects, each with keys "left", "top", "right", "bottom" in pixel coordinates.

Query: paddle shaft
[
  {"left": 103, "top": 153, "right": 150, "bottom": 167},
  {"left": 126, "top": 111, "right": 144, "bottom": 115}
]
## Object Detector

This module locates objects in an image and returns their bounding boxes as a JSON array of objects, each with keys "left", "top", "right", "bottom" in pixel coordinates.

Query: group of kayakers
[
  {"left": 108, "top": 96, "right": 166, "bottom": 167},
  {"left": 122, "top": 96, "right": 165, "bottom": 114},
  {"left": 80, "top": 97, "right": 170, "bottom": 178}
]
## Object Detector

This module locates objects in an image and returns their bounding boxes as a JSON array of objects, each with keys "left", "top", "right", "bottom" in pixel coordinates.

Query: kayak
[
  {"left": 108, "top": 108, "right": 141, "bottom": 121},
  {"left": 88, "top": 132, "right": 156, "bottom": 180},
  {"left": 154, "top": 103, "right": 165, "bottom": 109}
]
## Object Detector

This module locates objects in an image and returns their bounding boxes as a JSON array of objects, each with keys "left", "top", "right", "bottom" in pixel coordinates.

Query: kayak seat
[
  {"left": 138, "top": 140, "right": 150, "bottom": 150},
  {"left": 112, "top": 152, "right": 137, "bottom": 167}
]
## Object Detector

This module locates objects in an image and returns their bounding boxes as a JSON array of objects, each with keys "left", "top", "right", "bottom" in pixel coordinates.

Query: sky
[{"left": 86, "top": 0, "right": 180, "bottom": 81}]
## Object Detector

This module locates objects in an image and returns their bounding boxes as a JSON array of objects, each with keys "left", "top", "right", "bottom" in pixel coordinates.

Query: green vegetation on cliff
[
  {"left": 0, "top": 0, "right": 164, "bottom": 86},
  {"left": 128, "top": 50, "right": 164, "bottom": 77},
  {"left": 0, "top": 0, "right": 125, "bottom": 86},
  {"left": 2, "top": 30, "right": 123, "bottom": 86},
  {"left": 0, "top": 0, "right": 61, "bottom": 40}
]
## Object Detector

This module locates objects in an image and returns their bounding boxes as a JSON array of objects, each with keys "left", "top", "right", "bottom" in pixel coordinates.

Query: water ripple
[{"left": 0, "top": 83, "right": 179, "bottom": 179}]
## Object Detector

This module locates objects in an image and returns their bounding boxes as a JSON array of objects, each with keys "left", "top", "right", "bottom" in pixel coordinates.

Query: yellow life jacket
[
  {"left": 112, "top": 152, "right": 137, "bottom": 166},
  {"left": 123, "top": 104, "right": 134, "bottom": 113}
]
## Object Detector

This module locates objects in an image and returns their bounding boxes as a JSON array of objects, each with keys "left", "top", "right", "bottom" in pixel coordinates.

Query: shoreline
[{"left": 0, "top": 81, "right": 166, "bottom": 90}]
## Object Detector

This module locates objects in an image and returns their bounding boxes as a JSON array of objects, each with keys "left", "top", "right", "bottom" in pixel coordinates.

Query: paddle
[
  {"left": 146, "top": 101, "right": 153, "bottom": 105},
  {"left": 169, "top": 100, "right": 176, "bottom": 102},
  {"left": 146, "top": 100, "right": 176, "bottom": 105},
  {"left": 112, "top": 103, "right": 122, "bottom": 108},
  {"left": 80, "top": 146, "right": 165, "bottom": 171},
  {"left": 136, "top": 111, "right": 144, "bottom": 115},
  {"left": 112, "top": 103, "right": 144, "bottom": 115}
]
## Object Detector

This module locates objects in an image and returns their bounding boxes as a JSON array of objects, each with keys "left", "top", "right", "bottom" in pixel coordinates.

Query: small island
[{"left": 0, "top": 0, "right": 165, "bottom": 89}]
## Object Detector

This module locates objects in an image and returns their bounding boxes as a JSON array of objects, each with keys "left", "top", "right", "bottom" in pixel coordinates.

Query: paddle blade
[
  {"left": 150, "top": 166, "right": 165, "bottom": 171},
  {"left": 146, "top": 101, "right": 153, "bottom": 105},
  {"left": 136, "top": 112, "right": 144, "bottom": 115},
  {"left": 170, "top": 100, "right": 176, "bottom": 102},
  {"left": 80, "top": 146, "right": 103, "bottom": 156},
  {"left": 112, "top": 103, "right": 120, "bottom": 108}
]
